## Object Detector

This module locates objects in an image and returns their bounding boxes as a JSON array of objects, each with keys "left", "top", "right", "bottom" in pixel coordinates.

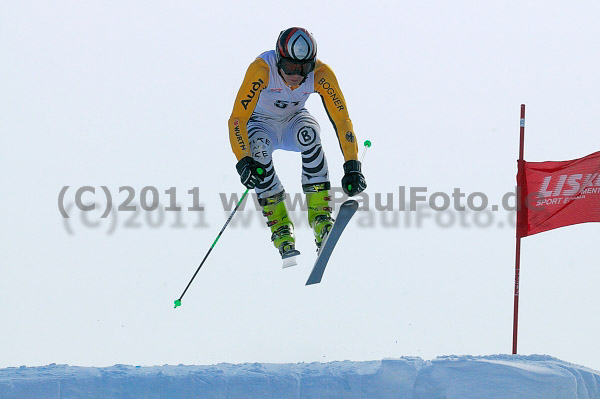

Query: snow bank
[{"left": 1, "top": 355, "right": 599, "bottom": 399}]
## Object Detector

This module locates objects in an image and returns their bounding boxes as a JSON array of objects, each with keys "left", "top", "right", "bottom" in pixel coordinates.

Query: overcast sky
[{"left": 1, "top": 0, "right": 599, "bottom": 371}]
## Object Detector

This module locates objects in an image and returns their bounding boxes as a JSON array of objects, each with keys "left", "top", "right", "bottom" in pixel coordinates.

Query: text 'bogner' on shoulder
[
  {"left": 317, "top": 78, "right": 344, "bottom": 112},
  {"left": 241, "top": 79, "right": 265, "bottom": 110}
]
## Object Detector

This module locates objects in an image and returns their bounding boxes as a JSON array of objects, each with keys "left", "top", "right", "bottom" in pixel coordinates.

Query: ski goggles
[{"left": 278, "top": 58, "right": 315, "bottom": 77}]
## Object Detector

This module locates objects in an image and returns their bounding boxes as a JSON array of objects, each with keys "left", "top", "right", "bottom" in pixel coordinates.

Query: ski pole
[
  {"left": 347, "top": 140, "right": 371, "bottom": 193},
  {"left": 174, "top": 168, "right": 263, "bottom": 309},
  {"left": 360, "top": 140, "right": 371, "bottom": 162}
]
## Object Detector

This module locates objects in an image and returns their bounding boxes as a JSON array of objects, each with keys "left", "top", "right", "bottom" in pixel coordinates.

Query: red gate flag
[{"left": 517, "top": 151, "right": 600, "bottom": 238}]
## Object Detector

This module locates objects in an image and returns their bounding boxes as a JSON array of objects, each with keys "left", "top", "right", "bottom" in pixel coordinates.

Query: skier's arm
[
  {"left": 313, "top": 61, "right": 359, "bottom": 162},
  {"left": 228, "top": 58, "right": 270, "bottom": 161}
]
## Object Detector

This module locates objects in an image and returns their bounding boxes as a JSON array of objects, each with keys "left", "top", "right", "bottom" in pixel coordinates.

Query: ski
[
  {"left": 281, "top": 249, "right": 301, "bottom": 269},
  {"left": 306, "top": 199, "right": 359, "bottom": 285}
]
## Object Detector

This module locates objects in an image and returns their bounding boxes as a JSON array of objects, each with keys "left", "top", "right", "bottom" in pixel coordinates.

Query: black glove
[
  {"left": 342, "top": 160, "right": 367, "bottom": 196},
  {"left": 236, "top": 156, "right": 264, "bottom": 189}
]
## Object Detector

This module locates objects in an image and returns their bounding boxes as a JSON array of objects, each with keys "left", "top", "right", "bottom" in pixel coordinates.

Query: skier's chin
[{"left": 281, "top": 73, "right": 303, "bottom": 86}]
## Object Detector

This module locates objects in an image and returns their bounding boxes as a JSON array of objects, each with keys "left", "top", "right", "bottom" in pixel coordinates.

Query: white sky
[{"left": 1, "top": 0, "right": 599, "bottom": 371}]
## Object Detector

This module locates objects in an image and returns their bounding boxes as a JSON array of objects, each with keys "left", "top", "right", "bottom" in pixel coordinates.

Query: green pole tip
[
  {"left": 364, "top": 140, "right": 372, "bottom": 148},
  {"left": 174, "top": 299, "right": 181, "bottom": 308},
  {"left": 257, "top": 167, "right": 264, "bottom": 175}
]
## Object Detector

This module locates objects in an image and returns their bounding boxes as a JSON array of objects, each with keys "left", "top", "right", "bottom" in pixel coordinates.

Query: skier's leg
[
  {"left": 305, "top": 184, "right": 334, "bottom": 249},
  {"left": 247, "top": 117, "right": 295, "bottom": 255},
  {"left": 247, "top": 119, "right": 283, "bottom": 200},
  {"left": 260, "top": 191, "right": 296, "bottom": 256},
  {"left": 282, "top": 110, "right": 333, "bottom": 249},
  {"left": 281, "top": 110, "right": 330, "bottom": 187}
]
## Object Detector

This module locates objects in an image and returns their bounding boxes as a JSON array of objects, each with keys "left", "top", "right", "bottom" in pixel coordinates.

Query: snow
[{"left": 1, "top": 355, "right": 599, "bottom": 399}]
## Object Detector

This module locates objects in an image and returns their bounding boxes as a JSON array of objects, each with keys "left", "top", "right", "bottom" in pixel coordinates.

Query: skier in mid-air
[{"left": 228, "top": 27, "right": 367, "bottom": 259}]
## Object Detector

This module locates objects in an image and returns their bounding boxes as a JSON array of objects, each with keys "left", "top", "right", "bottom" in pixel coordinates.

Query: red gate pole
[{"left": 513, "top": 104, "right": 526, "bottom": 354}]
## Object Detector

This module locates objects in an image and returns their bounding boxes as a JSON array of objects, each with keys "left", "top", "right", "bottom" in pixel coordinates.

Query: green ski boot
[
  {"left": 304, "top": 183, "right": 334, "bottom": 251},
  {"left": 261, "top": 191, "right": 297, "bottom": 259}
]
